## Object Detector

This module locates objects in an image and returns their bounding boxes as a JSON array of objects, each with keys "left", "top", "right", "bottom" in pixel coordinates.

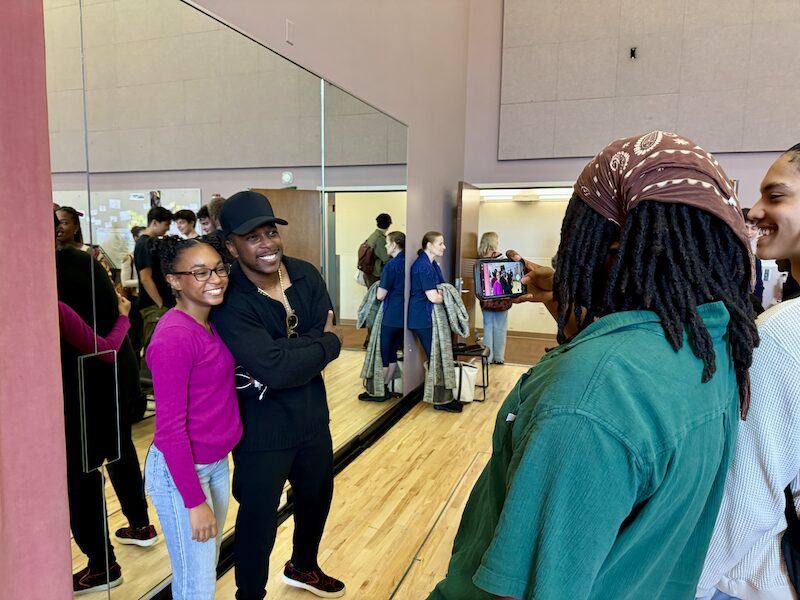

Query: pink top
[
  {"left": 146, "top": 309, "right": 242, "bottom": 508},
  {"left": 58, "top": 301, "right": 129, "bottom": 362}
]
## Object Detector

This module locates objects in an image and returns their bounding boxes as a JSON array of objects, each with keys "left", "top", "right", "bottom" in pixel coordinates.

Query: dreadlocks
[{"left": 555, "top": 194, "right": 758, "bottom": 410}]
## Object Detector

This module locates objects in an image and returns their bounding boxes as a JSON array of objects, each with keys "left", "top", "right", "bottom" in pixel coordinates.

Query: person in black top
[
  {"left": 134, "top": 206, "right": 173, "bottom": 377},
  {"left": 56, "top": 239, "right": 158, "bottom": 594},
  {"left": 210, "top": 191, "right": 345, "bottom": 600},
  {"left": 743, "top": 208, "right": 766, "bottom": 314},
  {"left": 777, "top": 258, "right": 800, "bottom": 302}
]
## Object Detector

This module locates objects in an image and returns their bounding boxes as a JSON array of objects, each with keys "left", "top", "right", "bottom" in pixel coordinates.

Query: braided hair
[
  {"left": 555, "top": 194, "right": 758, "bottom": 409},
  {"left": 151, "top": 236, "right": 206, "bottom": 277},
  {"left": 56, "top": 206, "right": 84, "bottom": 243}
]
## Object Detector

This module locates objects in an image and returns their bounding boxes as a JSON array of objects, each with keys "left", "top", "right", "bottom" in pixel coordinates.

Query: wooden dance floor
[
  {"left": 216, "top": 363, "right": 530, "bottom": 599},
  {"left": 71, "top": 352, "right": 535, "bottom": 598}
]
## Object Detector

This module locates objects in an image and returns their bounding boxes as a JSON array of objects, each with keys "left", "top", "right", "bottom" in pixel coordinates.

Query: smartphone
[{"left": 474, "top": 258, "right": 527, "bottom": 300}]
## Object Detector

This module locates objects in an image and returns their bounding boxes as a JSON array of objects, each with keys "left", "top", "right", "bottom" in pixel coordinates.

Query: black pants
[
  {"left": 67, "top": 424, "right": 149, "bottom": 572},
  {"left": 380, "top": 325, "right": 404, "bottom": 367},
  {"left": 128, "top": 296, "right": 143, "bottom": 359},
  {"left": 411, "top": 327, "right": 433, "bottom": 360},
  {"left": 106, "top": 423, "right": 150, "bottom": 529},
  {"left": 232, "top": 430, "right": 334, "bottom": 600},
  {"left": 67, "top": 462, "right": 115, "bottom": 572}
]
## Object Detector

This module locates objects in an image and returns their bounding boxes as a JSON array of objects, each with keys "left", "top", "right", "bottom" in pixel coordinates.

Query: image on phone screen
[{"left": 474, "top": 259, "right": 526, "bottom": 300}]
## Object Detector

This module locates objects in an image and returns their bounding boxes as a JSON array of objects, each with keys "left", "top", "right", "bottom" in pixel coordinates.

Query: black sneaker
[
  {"left": 73, "top": 562, "right": 123, "bottom": 595},
  {"left": 282, "top": 561, "right": 345, "bottom": 598},
  {"left": 434, "top": 400, "right": 463, "bottom": 413},
  {"left": 114, "top": 524, "right": 159, "bottom": 547},
  {"left": 358, "top": 390, "right": 388, "bottom": 402}
]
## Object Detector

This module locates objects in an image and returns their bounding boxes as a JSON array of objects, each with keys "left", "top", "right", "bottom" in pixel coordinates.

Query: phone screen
[{"left": 474, "top": 259, "right": 526, "bottom": 300}]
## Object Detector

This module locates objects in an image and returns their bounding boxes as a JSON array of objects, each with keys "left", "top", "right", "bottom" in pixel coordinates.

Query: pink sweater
[
  {"left": 146, "top": 309, "right": 242, "bottom": 508},
  {"left": 58, "top": 301, "right": 129, "bottom": 362}
]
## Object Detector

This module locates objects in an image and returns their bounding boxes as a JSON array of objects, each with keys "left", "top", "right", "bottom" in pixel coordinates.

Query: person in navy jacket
[
  {"left": 361, "top": 231, "right": 406, "bottom": 401},
  {"left": 408, "top": 231, "right": 446, "bottom": 359}
]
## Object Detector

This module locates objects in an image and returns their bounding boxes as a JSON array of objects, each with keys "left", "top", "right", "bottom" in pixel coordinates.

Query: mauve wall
[
  {"left": 463, "top": 0, "right": 780, "bottom": 206},
  {"left": 0, "top": 2, "right": 72, "bottom": 598}
]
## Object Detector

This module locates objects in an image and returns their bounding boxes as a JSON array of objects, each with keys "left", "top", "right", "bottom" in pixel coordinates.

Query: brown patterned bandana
[
  {"left": 574, "top": 131, "right": 750, "bottom": 251},
  {"left": 576, "top": 131, "right": 753, "bottom": 418}
]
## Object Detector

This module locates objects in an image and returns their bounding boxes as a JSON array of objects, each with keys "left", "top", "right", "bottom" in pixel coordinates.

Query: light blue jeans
[
  {"left": 144, "top": 444, "right": 230, "bottom": 600},
  {"left": 709, "top": 591, "right": 741, "bottom": 600},
  {"left": 481, "top": 308, "right": 508, "bottom": 363}
]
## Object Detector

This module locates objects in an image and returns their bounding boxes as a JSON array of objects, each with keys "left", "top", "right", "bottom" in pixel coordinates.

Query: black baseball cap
[{"left": 219, "top": 191, "right": 288, "bottom": 235}]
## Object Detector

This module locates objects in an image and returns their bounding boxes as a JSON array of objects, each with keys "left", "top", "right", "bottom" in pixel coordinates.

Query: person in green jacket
[
  {"left": 364, "top": 213, "right": 393, "bottom": 287},
  {"left": 428, "top": 131, "right": 759, "bottom": 600}
]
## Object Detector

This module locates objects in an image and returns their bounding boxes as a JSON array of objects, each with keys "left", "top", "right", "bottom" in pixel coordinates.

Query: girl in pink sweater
[{"left": 144, "top": 237, "right": 242, "bottom": 600}]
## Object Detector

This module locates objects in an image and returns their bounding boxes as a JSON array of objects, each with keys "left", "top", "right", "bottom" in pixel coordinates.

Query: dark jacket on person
[
  {"left": 210, "top": 256, "right": 341, "bottom": 451},
  {"left": 56, "top": 247, "right": 141, "bottom": 468}
]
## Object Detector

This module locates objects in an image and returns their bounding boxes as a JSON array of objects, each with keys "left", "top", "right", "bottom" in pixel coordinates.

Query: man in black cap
[{"left": 210, "top": 191, "right": 345, "bottom": 599}]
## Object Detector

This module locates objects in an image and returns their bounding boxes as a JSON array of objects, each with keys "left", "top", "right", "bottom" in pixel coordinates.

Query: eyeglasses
[
  {"left": 171, "top": 264, "right": 231, "bottom": 282},
  {"left": 286, "top": 311, "right": 299, "bottom": 339}
]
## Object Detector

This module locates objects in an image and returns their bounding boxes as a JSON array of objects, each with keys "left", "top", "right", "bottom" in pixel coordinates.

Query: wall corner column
[{"left": 0, "top": 2, "right": 72, "bottom": 598}]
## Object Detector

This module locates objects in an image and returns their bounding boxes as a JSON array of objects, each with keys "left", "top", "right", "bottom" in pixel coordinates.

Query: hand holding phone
[
  {"left": 505, "top": 250, "right": 554, "bottom": 304},
  {"left": 474, "top": 258, "right": 527, "bottom": 300}
]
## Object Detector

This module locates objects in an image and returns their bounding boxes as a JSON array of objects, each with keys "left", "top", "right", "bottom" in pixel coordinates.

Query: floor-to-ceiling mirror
[
  {"left": 323, "top": 81, "right": 408, "bottom": 413},
  {"left": 44, "top": 0, "right": 408, "bottom": 597}
]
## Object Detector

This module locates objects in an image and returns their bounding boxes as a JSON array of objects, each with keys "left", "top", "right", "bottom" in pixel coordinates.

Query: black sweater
[
  {"left": 56, "top": 247, "right": 140, "bottom": 468},
  {"left": 211, "top": 256, "right": 341, "bottom": 451}
]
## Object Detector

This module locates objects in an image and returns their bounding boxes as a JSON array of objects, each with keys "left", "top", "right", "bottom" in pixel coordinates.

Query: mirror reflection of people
[
  {"left": 429, "top": 132, "right": 757, "bottom": 599},
  {"left": 207, "top": 194, "right": 226, "bottom": 233},
  {"left": 56, "top": 216, "right": 158, "bottom": 594},
  {"left": 144, "top": 237, "right": 241, "bottom": 600},
  {"left": 363, "top": 213, "right": 393, "bottom": 287},
  {"left": 134, "top": 206, "right": 174, "bottom": 382},
  {"left": 478, "top": 232, "right": 511, "bottom": 364},
  {"left": 360, "top": 213, "right": 393, "bottom": 348},
  {"left": 173, "top": 209, "right": 200, "bottom": 239},
  {"left": 56, "top": 206, "right": 89, "bottom": 251},
  {"left": 121, "top": 226, "right": 144, "bottom": 356},
  {"left": 211, "top": 191, "right": 345, "bottom": 599},
  {"left": 197, "top": 205, "right": 213, "bottom": 234},
  {"left": 361, "top": 231, "right": 405, "bottom": 400}
]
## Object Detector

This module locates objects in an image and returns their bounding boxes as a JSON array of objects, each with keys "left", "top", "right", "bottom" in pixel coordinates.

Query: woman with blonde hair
[{"left": 478, "top": 231, "right": 511, "bottom": 364}]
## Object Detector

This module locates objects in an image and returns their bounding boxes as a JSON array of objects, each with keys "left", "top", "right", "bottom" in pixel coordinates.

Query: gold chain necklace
[{"left": 256, "top": 265, "right": 294, "bottom": 315}]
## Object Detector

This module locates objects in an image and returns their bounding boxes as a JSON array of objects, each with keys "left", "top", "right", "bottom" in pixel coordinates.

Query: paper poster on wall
[{"left": 53, "top": 188, "right": 202, "bottom": 267}]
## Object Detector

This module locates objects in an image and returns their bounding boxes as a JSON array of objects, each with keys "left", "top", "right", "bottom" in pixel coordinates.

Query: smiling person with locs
[{"left": 210, "top": 191, "right": 345, "bottom": 600}]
